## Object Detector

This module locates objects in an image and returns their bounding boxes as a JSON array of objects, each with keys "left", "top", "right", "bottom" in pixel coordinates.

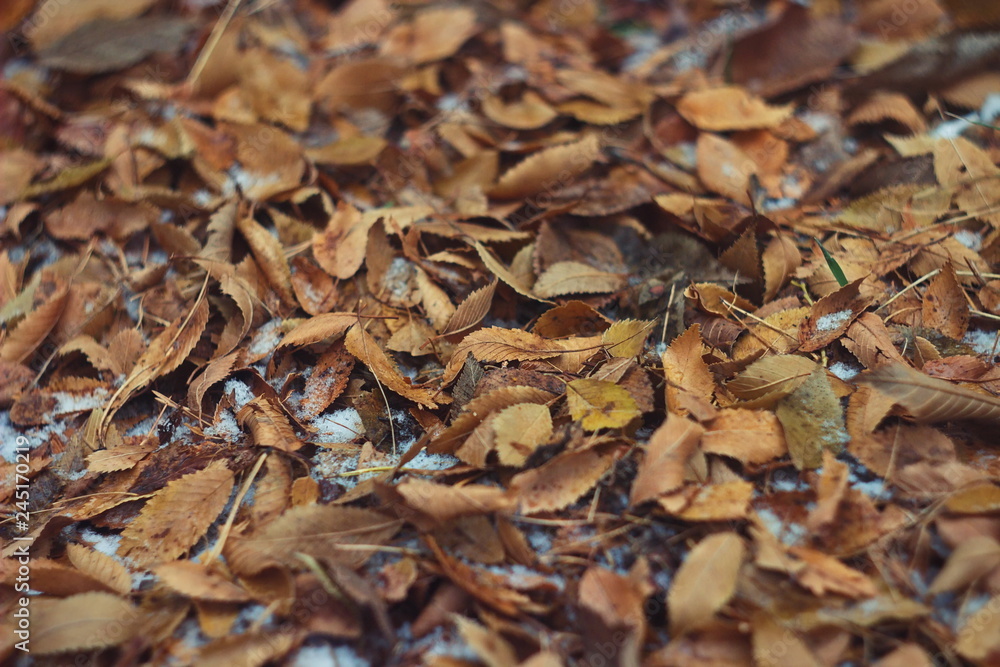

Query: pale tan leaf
[
  {"left": 344, "top": 323, "right": 440, "bottom": 408},
  {"left": 118, "top": 462, "right": 235, "bottom": 567},
  {"left": 631, "top": 414, "right": 704, "bottom": 505},
  {"left": 728, "top": 354, "right": 817, "bottom": 404},
  {"left": 428, "top": 385, "right": 556, "bottom": 455},
  {"left": 668, "top": 532, "right": 746, "bottom": 635},
  {"left": 762, "top": 233, "right": 802, "bottom": 301},
  {"left": 928, "top": 536, "right": 1000, "bottom": 595},
  {"left": 395, "top": 478, "right": 515, "bottom": 523},
  {"left": 444, "top": 280, "right": 497, "bottom": 334},
  {"left": 65, "top": 543, "right": 132, "bottom": 595},
  {"left": 493, "top": 403, "right": 553, "bottom": 467},
  {"left": 33, "top": 592, "right": 139, "bottom": 654},
  {"left": 224, "top": 505, "right": 401, "bottom": 574},
  {"left": 490, "top": 134, "right": 601, "bottom": 200},
  {"left": 678, "top": 87, "right": 794, "bottom": 131},
  {"left": 860, "top": 363, "right": 1000, "bottom": 424},
  {"left": 473, "top": 241, "right": 548, "bottom": 303},
  {"left": 701, "top": 409, "right": 787, "bottom": 465},
  {"left": 533, "top": 261, "right": 624, "bottom": 298},
  {"left": 454, "top": 616, "right": 520, "bottom": 667},
  {"left": 155, "top": 561, "right": 250, "bottom": 602}
]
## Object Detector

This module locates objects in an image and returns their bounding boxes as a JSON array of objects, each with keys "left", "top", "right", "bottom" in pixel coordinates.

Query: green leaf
[{"left": 814, "top": 237, "right": 848, "bottom": 288}]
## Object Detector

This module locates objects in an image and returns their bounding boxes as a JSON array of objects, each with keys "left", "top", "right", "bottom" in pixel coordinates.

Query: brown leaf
[
  {"left": 533, "top": 261, "right": 624, "bottom": 298},
  {"left": 278, "top": 312, "right": 356, "bottom": 349},
  {"left": 701, "top": 409, "right": 787, "bottom": 466},
  {"left": 631, "top": 414, "right": 704, "bottom": 506},
  {"left": 678, "top": 87, "right": 793, "bottom": 131},
  {"left": 442, "top": 327, "right": 562, "bottom": 385},
  {"left": 668, "top": 532, "right": 746, "bottom": 635},
  {"left": 799, "top": 278, "right": 870, "bottom": 352},
  {"left": 490, "top": 134, "right": 601, "bottom": 200},
  {"left": 444, "top": 280, "right": 497, "bottom": 335},
  {"left": 841, "top": 312, "right": 907, "bottom": 368},
  {"left": 727, "top": 354, "right": 817, "bottom": 405},
  {"left": 37, "top": 16, "right": 192, "bottom": 74},
  {"left": 0, "top": 283, "right": 69, "bottom": 363},
  {"left": 33, "top": 592, "right": 139, "bottom": 654},
  {"left": 118, "top": 461, "right": 235, "bottom": 567},
  {"left": 237, "top": 396, "right": 303, "bottom": 452},
  {"left": 345, "top": 324, "right": 440, "bottom": 409},
  {"left": 395, "top": 478, "right": 515, "bottom": 523},
  {"left": 922, "top": 264, "right": 969, "bottom": 340},
  {"left": 511, "top": 444, "right": 617, "bottom": 515},
  {"left": 155, "top": 561, "right": 250, "bottom": 602},
  {"left": 860, "top": 363, "right": 1000, "bottom": 424},
  {"left": 225, "top": 505, "right": 401, "bottom": 574},
  {"left": 663, "top": 324, "right": 715, "bottom": 412}
]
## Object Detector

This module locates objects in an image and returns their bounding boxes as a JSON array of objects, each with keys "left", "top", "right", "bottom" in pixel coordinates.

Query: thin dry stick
[
  {"left": 187, "top": 0, "right": 244, "bottom": 88},
  {"left": 875, "top": 269, "right": 940, "bottom": 312},
  {"left": 203, "top": 451, "right": 268, "bottom": 566},
  {"left": 357, "top": 303, "right": 398, "bottom": 455}
]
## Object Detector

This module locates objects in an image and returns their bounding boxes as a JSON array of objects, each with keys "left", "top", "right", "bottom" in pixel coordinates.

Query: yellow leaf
[
  {"left": 602, "top": 319, "right": 652, "bottom": 357},
  {"left": 566, "top": 378, "right": 640, "bottom": 431}
]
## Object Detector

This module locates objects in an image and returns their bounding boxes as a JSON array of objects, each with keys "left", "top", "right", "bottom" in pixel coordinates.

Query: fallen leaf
[
  {"left": 566, "top": 378, "right": 641, "bottom": 431},
  {"left": 668, "top": 532, "right": 746, "bottom": 635}
]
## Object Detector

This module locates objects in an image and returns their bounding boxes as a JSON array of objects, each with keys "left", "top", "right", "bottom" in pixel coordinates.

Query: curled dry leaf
[
  {"left": 395, "top": 477, "right": 515, "bottom": 523},
  {"left": 344, "top": 324, "right": 440, "bottom": 408},
  {"left": 566, "top": 378, "right": 641, "bottom": 431},
  {"left": 860, "top": 363, "right": 1000, "bottom": 424},
  {"left": 677, "top": 87, "right": 794, "bottom": 131},
  {"left": 799, "top": 278, "right": 870, "bottom": 352},
  {"left": 442, "top": 326, "right": 561, "bottom": 385}
]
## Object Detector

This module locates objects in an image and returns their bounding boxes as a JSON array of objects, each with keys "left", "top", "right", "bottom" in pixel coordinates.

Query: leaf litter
[{"left": 2, "top": 0, "right": 1000, "bottom": 664}]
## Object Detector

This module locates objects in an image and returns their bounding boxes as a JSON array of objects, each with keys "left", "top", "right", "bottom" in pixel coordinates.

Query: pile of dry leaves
[{"left": 2, "top": 0, "right": 1000, "bottom": 664}]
